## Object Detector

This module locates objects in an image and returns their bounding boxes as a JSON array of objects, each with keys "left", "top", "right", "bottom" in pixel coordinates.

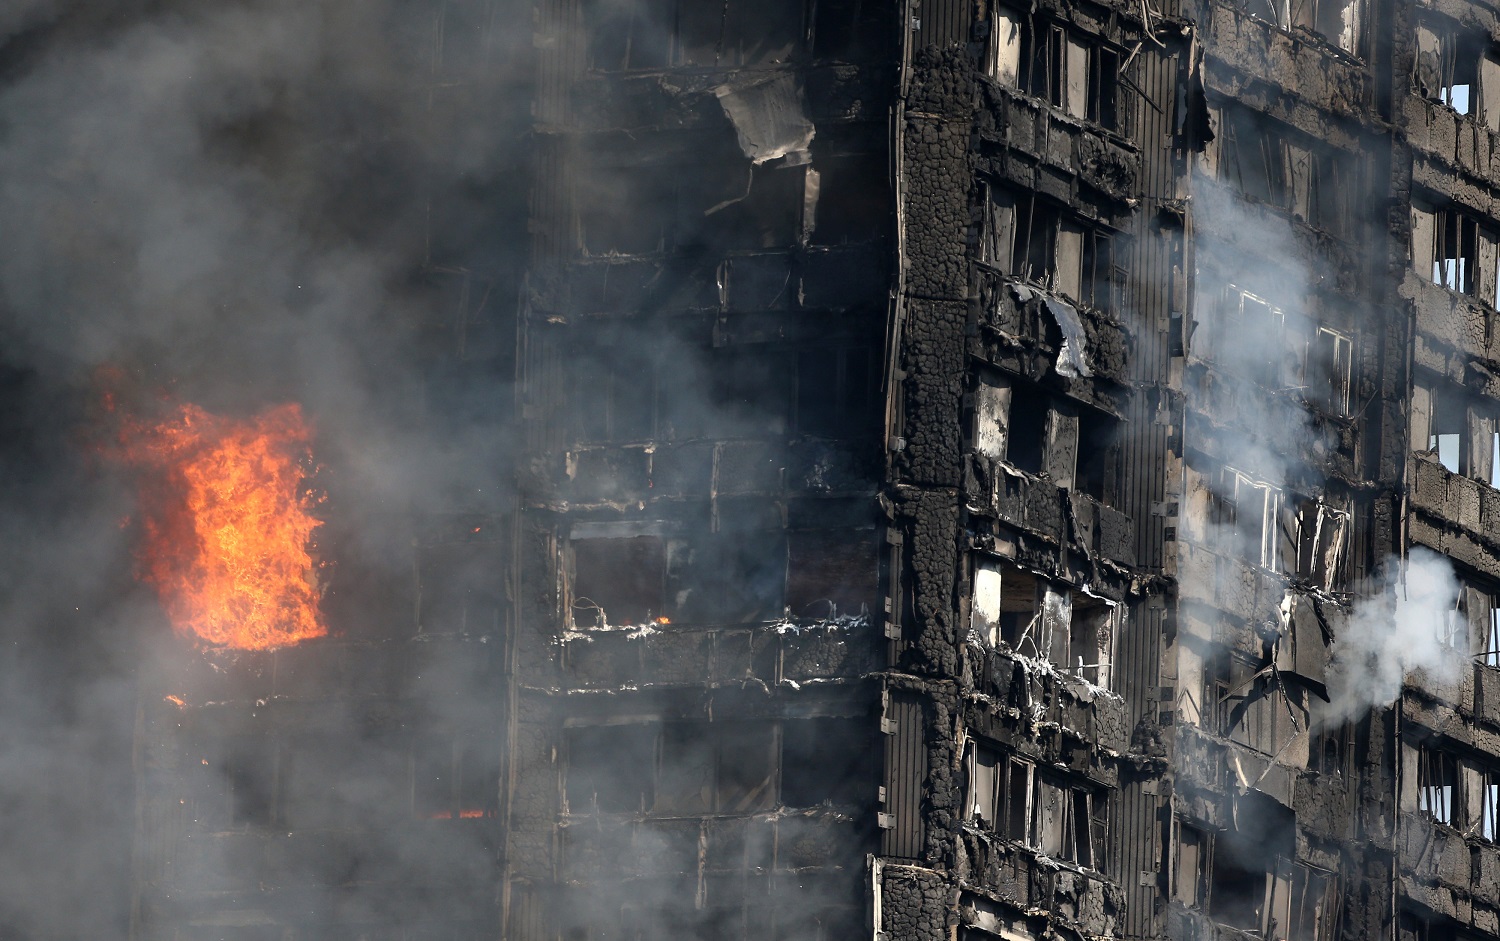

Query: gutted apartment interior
[{"left": 101, "top": 0, "right": 1500, "bottom": 938}]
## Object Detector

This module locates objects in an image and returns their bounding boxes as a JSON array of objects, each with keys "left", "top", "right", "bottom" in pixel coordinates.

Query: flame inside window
[{"left": 120, "top": 402, "right": 327, "bottom": 650}]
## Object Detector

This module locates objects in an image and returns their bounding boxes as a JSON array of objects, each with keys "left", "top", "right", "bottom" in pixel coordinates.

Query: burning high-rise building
[{"left": 1, "top": 0, "right": 1499, "bottom": 939}]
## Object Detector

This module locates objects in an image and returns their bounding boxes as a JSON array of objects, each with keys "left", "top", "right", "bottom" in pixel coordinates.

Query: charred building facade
[{"left": 72, "top": 0, "right": 1500, "bottom": 939}]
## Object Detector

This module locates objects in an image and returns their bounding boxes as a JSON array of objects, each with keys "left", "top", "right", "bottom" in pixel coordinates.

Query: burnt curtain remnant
[{"left": 11, "top": 0, "right": 1488, "bottom": 938}]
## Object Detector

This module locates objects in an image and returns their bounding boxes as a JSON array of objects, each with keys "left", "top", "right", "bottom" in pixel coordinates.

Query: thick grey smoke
[
  {"left": 1326, "top": 546, "right": 1464, "bottom": 722},
  {"left": 0, "top": 1, "right": 527, "bottom": 935}
]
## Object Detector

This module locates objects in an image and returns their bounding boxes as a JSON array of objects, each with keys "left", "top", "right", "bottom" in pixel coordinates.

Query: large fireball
[{"left": 121, "top": 402, "right": 327, "bottom": 650}]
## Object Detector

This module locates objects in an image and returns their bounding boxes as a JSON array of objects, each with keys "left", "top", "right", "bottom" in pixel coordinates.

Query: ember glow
[{"left": 121, "top": 403, "right": 326, "bottom": 650}]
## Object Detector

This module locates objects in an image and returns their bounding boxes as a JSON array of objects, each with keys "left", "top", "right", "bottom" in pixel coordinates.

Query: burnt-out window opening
[
  {"left": 578, "top": 166, "right": 674, "bottom": 256},
  {"left": 1005, "top": 383, "right": 1048, "bottom": 474},
  {"left": 1220, "top": 108, "right": 1287, "bottom": 206},
  {"left": 1214, "top": 653, "right": 1306, "bottom": 756},
  {"left": 196, "top": 735, "right": 276, "bottom": 829},
  {"left": 1213, "top": 468, "right": 1282, "bottom": 568},
  {"left": 582, "top": 0, "right": 802, "bottom": 70},
  {"left": 668, "top": 531, "right": 786, "bottom": 623},
  {"left": 1223, "top": 285, "right": 1291, "bottom": 389},
  {"left": 685, "top": 163, "right": 806, "bottom": 252},
  {"left": 1307, "top": 328, "right": 1353, "bottom": 417},
  {"left": 567, "top": 718, "right": 872, "bottom": 816},
  {"left": 970, "top": 563, "right": 1114, "bottom": 685},
  {"left": 985, "top": 185, "right": 1118, "bottom": 304},
  {"left": 1309, "top": 720, "right": 1352, "bottom": 776},
  {"left": 1414, "top": 21, "right": 1500, "bottom": 127},
  {"left": 571, "top": 535, "right": 667, "bottom": 627},
  {"left": 1483, "top": 593, "right": 1500, "bottom": 667},
  {"left": 1076, "top": 408, "right": 1121, "bottom": 504},
  {"left": 1481, "top": 768, "right": 1500, "bottom": 840},
  {"left": 1213, "top": 110, "right": 1360, "bottom": 235},
  {"left": 1411, "top": 202, "right": 1500, "bottom": 303},
  {"left": 972, "top": 370, "right": 1011, "bottom": 461},
  {"left": 1287, "top": 0, "right": 1365, "bottom": 54},
  {"left": 987, "top": 7, "right": 1120, "bottom": 131},
  {"left": 786, "top": 529, "right": 878, "bottom": 619},
  {"left": 1264, "top": 859, "right": 1340, "bottom": 941},
  {"left": 809, "top": 154, "right": 890, "bottom": 246},
  {"left": 781, "top": 717, "right": 875, "bottom": 807},
  {"left": 811, "top": 0, "right": 890, "bottom": 60},
  {"left": 418, "top": 541, "right": 504, "bottom": 635},
  {"left": 1290, "top": 497, "right": 1349, "bottom": 589},
  {"left": 1417, "top": 745, "right": 1459, "bottom": 824},
  {"left": 965, "top": 741, "right": 1106, "bottom": 868},
  {"left": 1069, "top": 595, "right": 1117, "bottom": 686},
  {"left": 1206, "top": 801, "right": 1313, "bottom": 936},
  {"left": 796, "top": 346, "right": 878, "bottom": 438},
  {"left": 415, "top": 735, "right": 499, "bottom": 820},
  {"left": 1172, "top": 820, "right": 1209, "bottom": 906},
  {"left": 1410, "top": 378, "right": 1499, "bottom": 482},
  {"left": 574, "top": 352, "right": 656, "bottom": 443},
  {"left": 565, "top": 724, "right": 657, "bottom": 813}
]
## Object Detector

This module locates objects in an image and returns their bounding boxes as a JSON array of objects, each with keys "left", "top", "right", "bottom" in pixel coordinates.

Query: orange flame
[
  {"left": 163, "top": 694, "right": 187, "bottom": 708},
  {"left": 120, "top": 403, "right": 327, "bottom": 650}
]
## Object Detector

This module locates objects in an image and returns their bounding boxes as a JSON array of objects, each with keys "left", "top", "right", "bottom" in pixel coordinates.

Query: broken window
[
  {"left": 1417, "top": 745, "right": 1459, "bottom": 825},
  {"left": 193, "top": 734, "right": 277, "bottom": 830},
  {"left": 812, "top": 0, "right": 889, "bottom": 61},
  {"left": 571, "top": 535, "right": 667, "bottom": 628},
  {"left": 1214, "top": 468, "right": 1282, "bottom": 569},
  {"left": 1482, "top": 593, "right": 1500, "bottom": 667},
  {"left": 1411, "top": 202, "right": 1500, "bottom": 303},
  {"left": 574, "top": 350, "right": 656, "bottom": 443},
  {"left": 414, "top": 735, "right": 499, "bottom": 820},
  {"left": 1307, "top": 328, "right": 1353, "bottom": 417},
  {"left": 1213, "top": 285, "right": 1294, "bottom": 389},
  {"left": 1481, "top": 769, "right": 1499, "bottom": 841},
  {"left": 565, "top": 723, "right": 656, "bottom": 814},
  {"left": 985, "top": 184, "right": 1119, "bottom": 303},
  {"left": 796, "top": 346, "right": 878, "bottom": 438},
  {"left": 987, "top": 7, "right": 1120, "bottom": 130},
  {"left": 1220, "top": 107, "right": 1288, "bottom": 207},
  {"left": 781, "top": 718, "right": 873, "bottom": 807},
  {"left": 1289, "top": 0, "right": 1364, "bottom": 53},
  {"left": 578, "top": 166, "right": 675, "bottom": 255},
  {"left": 1076, "top": 408, "right": 1121, "bottom": 505},
  {"left": 1291, "top": 497, "right": 1349, "bottom": 589},
  {"left": 418, "top": 540, "right": 504, "bottom": 635},
  {"left": 1263, "top": 858, "right": 1340, "bottom": 941},
  {"left": 785, "top": 529, "right": 877, "bottom": 619},
  {"left": 1004, "top": 382, "right": 1048, "bottom": 474},
  {"left": 1414, "top": 21, "right": 1500, "bottom": 129},
  {"left": 970, "top": 557, "right": 1005, "bottom": 646},
  {"left": 808, "top": 154, "right": 889, "bottom": 246},
  {"left": 668, "top": 530, "right": 786, "bottom": 624},
  {"left": 972, "top": 371, "right": 1011, "bottom": 461},
  {"left": 582, "top": 0, "right": 800, "bottom": 70},
  {"left": 964, "top": 742, "right": 1104, "bottom": 868},
  {"left": 1172, "top": 820, "right": 1208, "bottom": 906},
  {"left": 1410, "top": 378, "right": 1499, "bottom": 482}
]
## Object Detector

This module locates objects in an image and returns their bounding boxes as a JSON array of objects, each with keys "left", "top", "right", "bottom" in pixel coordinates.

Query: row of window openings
[
  {"left": 578, "top": 157, "right": 886, "bottom": 257},
  {"left": 1412, "top": 745, "right": 1500, "bottom": 840},
  {"left": 982, "top": 186, "right": 1116, "bottom": 310},
  {"left": 984, "top": 10, "right": 1120, "bottom": 131},
  {"left": 1209, "top": 467, "right": 1350, "bottom": 589},
  {"left": 1206, "top": 107, "right": 1361, "bottom": 239},
  {"left": 581, "top": 0, "right": 887, "bottom": 71},
  {"left": 564, "top": 718, "right": 871, "bottom": 816},
  {"left": 1415, "top": 21, "right": 1500, "bottom": 130},
  {"left": 573, "top": 346, "right": 878, "bottom": 445},
  {"left": 970, "top": 561, "right": 1117, "bottom": 688},
  {"left": 569, "top": 529, "right": 876, "bottom": 628},
  {"left": 1191, "top": 285, "right": 1354, "bottom": 418},
  {"left": 195, "top": 736, "right": 497, "bottom": 830},
  {"left": 964, "top": 741, "right": 1107, "bottom": 869},
  {"left": 1172, "top": 818, "right": 1340, "bottom": 941},
  {"left": 1411, "top": 379, "right": 1500, "bottom": 488},
  {"left": 971, "top": 373, "right": 1120, "bottom": 502},
  {"left": 1411, "top": 204, "right": 1500, "bottom": 306}
]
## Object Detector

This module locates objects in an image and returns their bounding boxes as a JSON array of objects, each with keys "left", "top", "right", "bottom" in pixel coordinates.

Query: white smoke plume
[{"left": 1325, "top": 547, "right": 1465, "bottom": 722}]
